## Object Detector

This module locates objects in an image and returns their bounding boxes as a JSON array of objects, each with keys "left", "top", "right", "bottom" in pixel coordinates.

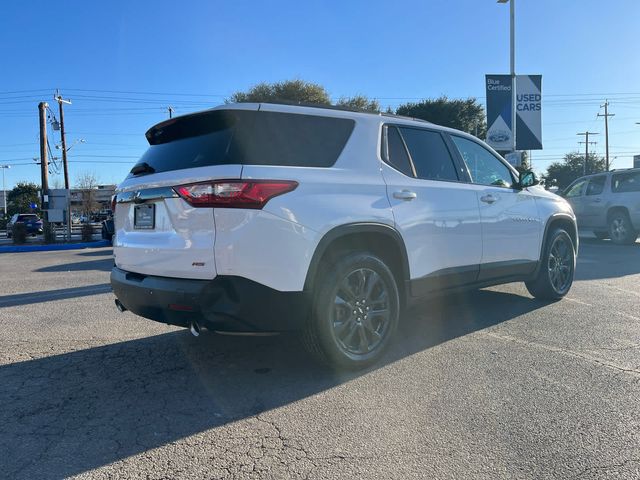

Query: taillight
[
  {"left": 174, "top": 180, "right": 298, "bottom": 209},
  {"left": 111, "top": 195, "right": 117, "bottom": 212}
]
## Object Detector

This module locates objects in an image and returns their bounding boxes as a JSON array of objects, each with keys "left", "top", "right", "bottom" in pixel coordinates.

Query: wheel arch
[
  {"left": 540, "top": 213, "right": 578, "bottom": 259},
  {"left": 304, "top": 223, "right": 410, "bottom": 300},
  {"left": 607, "top": 205, "right": 631, "bottom": 222}
]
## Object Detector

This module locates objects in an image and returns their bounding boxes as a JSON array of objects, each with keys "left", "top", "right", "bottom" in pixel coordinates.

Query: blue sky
[{"left": 1, "top": 0, "right": 639, "bottom": 189}]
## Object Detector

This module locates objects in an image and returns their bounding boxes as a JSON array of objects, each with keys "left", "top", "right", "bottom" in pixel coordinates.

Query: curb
[{"left": 0, "top": 240, "right": 111, "bottom": 253}]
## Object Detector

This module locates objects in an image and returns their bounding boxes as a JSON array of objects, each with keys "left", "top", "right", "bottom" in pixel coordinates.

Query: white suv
[{"left": 111, "top": 103, "right": 578, "bottom": 368}]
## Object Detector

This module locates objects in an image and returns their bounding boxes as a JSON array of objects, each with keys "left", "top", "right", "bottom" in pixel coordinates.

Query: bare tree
[{"left": 75, "top": 172, "right": 100, "bottom": 218}]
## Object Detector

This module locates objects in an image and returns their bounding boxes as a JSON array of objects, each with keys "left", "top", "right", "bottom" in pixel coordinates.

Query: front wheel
[
  {"left": 525, "top": 228, "right": 576, "bottom": 300},
  {"left": 302, "top": 252, "right": 400, "bottom": 369}
]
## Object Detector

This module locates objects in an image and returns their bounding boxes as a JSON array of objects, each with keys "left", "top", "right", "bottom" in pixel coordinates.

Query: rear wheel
[
  {"left": 608, "top": 211, "right": 637, "bottom": 245},
  {"left": 302, "top": 252, "right": 400, "bottom": 369},
  {"left": 525, "top": 228, "right": 575, "bottom": 300}
]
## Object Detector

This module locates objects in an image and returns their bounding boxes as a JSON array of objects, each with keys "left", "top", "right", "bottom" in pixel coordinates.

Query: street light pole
[
  {"left": 1, "top": 165, "right": 9, "bottom": 218},
  {"left": 510, "top": 0, "right": 516, "bottom": 153},
  {"left": 498, "top": 0, "right": 516, "bottom": 153}
]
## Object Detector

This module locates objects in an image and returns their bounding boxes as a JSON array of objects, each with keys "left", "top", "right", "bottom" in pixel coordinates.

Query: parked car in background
[
  {"left": 562, "top": 168, "right": 640, "bottom": 244},
  {"left": 110, "top": 103, "right": 578, "bottom": 369},
  {"left": 6, "top": 213, "right": 43, "bottom": 238},
  {"left": 101, "top": 217, "right": 114, "bottom": 243}
]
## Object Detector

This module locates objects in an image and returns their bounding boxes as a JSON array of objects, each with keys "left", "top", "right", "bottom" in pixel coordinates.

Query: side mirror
[{"left": 518, "top": 170, "right": 539, "bottom": 189}]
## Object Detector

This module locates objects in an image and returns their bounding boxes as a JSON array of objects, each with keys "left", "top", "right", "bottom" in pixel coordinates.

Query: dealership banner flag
[{"left": 485, "top": 74, "right": 542, "bottom": 151}]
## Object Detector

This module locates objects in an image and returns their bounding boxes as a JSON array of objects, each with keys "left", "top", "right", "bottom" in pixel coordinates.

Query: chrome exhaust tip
[
  {"left": 189, "top": 321, "right": 201, "bottom": 337},
  {"left": 114, "top": 299, "right": 127, "bottom": 313}
]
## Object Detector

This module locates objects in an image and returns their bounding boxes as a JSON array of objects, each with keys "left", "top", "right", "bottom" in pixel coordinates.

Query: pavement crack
[{"left": 483, "top": 331, "right": 640, "bottom": 377}]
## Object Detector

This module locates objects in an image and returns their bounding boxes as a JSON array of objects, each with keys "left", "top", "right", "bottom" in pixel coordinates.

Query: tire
[
  {"left": 608, "top": 211, "right": 638, "bottom": 245},
  {"left": 302, "top": 251, "right": 400, "bottom": 369},
  {"left": 593, "top": 231, "right": 609, "bottom": 240},
  {"left": 525, "top": 228, "right": 576, "bottom": 301}
]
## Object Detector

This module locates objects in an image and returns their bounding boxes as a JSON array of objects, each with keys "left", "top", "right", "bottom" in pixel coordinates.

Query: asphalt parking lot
[{"left": 1, "top": 238, "right": 639, "bottom": 479}]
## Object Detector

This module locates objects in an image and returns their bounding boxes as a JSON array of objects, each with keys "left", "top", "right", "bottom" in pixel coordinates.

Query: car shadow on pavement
[
  {"left": 0, "top": 284, "right": 112, "bottom": 308},
  {"left": 0, "top": 289, "right": 545, "bottom": 479},
  {"left": 35, "top": 258, "right": 114, "bottom": 273},
  {"left": 575, "top": 238, "right": 640, "bottom": 281},
  {"left": 75, "top": 248, "right": 113, "bottom": 257}
]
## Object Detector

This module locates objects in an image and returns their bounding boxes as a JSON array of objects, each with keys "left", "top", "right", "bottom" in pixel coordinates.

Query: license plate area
[{"left": 134, "top": 204, "right": 155, "bottom": 229}]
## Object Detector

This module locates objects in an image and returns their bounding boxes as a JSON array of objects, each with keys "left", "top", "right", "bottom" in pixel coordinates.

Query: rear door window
[
  {"left": 398, "top": 127, "right": 459, "bottom": 181},
  {"left": 586, "top": 176, "right": 606, "bottom": 195},
  {"left": 133, "top": 110, "right": 355, "bottom": 175},
  {"left": 612, "top": 171, "right": 640, "bottom": 193}
]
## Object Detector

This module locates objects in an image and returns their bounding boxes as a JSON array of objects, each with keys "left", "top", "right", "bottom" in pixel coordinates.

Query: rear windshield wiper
[{"left": 130, "top": 162, "right": 156, "bottom": 176}]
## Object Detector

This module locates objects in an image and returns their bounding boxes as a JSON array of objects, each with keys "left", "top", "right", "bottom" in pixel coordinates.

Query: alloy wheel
[
  {"left": 547, "top": 236, "right": 573, "bottom": 294},
  {"left": 331, "top": 268, "right": 391, "bottom": 356}
]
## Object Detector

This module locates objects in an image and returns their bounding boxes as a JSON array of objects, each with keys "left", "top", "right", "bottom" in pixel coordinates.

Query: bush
[
  {"left": 44, "top": 223, "right": 56, "bottom": 244},
  {"left": 11, "top": 223, "right": 27, "bottom": 244},
  {"left": 81, "top": 223, "right": 94, "bottom": 242}
]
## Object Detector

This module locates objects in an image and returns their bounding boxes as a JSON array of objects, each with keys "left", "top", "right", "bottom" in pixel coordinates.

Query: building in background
[
  {"left": 634, "top": 155, "right": 640, "bottom": 169},
  {"left": 70, "top": 184, "right": 116, "bottom": 214}
]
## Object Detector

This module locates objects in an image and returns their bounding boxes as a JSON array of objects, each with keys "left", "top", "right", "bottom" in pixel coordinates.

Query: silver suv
[{"left": 563, "top": 168, "right": 640, "bottom": 244}]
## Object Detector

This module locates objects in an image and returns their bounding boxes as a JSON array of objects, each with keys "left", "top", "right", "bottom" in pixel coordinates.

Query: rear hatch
[{"left": 113, "top": 106, "right": 258, "bottom": 279}]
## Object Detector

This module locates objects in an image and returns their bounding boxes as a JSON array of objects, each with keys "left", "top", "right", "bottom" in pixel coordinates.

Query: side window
[
  {"left": 564, "top": 179, "right": 587, "bottom": 198},
  {"left": 586, "top": 176, "right": 606, "bottom": 196},
  {"left": 450, "top": 135, "right": 514, "bottom": 188},
  {"left": 398, "top": 128, "right": 459, "bottom": 181},
  {"left": 384, "top": 126, "right": 415, "bottom": 177},
  {"left": 612, "top": 172, "right": 640, "bottom": 193}
]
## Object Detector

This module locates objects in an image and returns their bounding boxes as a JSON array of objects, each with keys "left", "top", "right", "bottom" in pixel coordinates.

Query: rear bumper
[{"left": 110, "top": 267, "right": 309, "bottom": 332}]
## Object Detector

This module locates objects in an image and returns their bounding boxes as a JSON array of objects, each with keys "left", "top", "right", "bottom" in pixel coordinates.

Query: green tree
[
  {"left": 336, "top": 95, "right": 381, "bottom": 113},
  {"left": 395, "top": 96, "right": 487, "bottom": 137},
  {"left": 7, "top": 182, "right": 40, "bottom": 216},
  {"left": 227, "top": 79, "right": 331, "bottom": 105},
  {"left": 544, "top": 152, "right": 606, "bottom": 190}
]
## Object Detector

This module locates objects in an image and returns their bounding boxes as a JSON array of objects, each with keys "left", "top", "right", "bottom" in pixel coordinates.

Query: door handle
[
  {"left": 480, "top": 194, "right": 497, "bottom": 204},
  {"left": 592, "top": 198, "right": 602, "bottom": 203},
  {"left": 393, "top": 190, "right": 417, "bottom": 201}
]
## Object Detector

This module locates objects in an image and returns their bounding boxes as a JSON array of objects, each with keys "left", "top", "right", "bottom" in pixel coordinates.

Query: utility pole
[
  {"left": 54, "top": 91, "right": 73, "bottom": 241},
  {"left": 168, "top": 106, "right": 174, "bottom": 118},
  {"left": 577, "top": 131, "right": 598, "bottom": 175},
  {"left": 54, "top": 90, "right": 72, "bottom": 189},
  {"left": 597, "top": 100, "right": 615, "bottom": 171},
  {"left": 38, "top": 102, "right": 50, "bottom": 225}
]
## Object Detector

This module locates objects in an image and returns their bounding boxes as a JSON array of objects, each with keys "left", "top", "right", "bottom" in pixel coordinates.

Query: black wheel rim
[
  {"left": 548, "top": 236, "right": 573, "bottom": 294},
  {"left": 331, "top": 268, "right": 391, "bottom": 356}
]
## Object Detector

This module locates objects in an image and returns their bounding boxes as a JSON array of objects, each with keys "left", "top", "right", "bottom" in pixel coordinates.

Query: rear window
[
  {"left": 131, "top": 110, "right": 355, "bottom": 175},
  {"left": 17, "top": 215, "right": 38, "bottom": 221},
  {"left": 612, "top": 171, "right": 640, "bottom": 193}
]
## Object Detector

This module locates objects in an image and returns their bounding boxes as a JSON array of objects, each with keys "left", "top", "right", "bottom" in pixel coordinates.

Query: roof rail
[
  {"left": 610, "top": 167, "right": 640, "bottom": 172},
  {"left": 380, "top": 112, "right": 433, "bottom": 124},
  {"left": 256, "top": 100, "right": 375, "bottom": 115}
]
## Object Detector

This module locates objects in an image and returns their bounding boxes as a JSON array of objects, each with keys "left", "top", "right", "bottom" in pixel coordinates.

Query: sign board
[
  {"left": 486, "top": 74, "right": 542, "bottom": 151},
  {"left": 505, "top": 151, "right": 522, "bottom": 167},
  {"left": 47, "top": 209, "right": 65, "bottom": 223},
  {"left": 634, "top": 155, "right": 640, "bottom": 169},
  {"left": 48, "top": 189, "right": 70, "bottom": 210}
]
